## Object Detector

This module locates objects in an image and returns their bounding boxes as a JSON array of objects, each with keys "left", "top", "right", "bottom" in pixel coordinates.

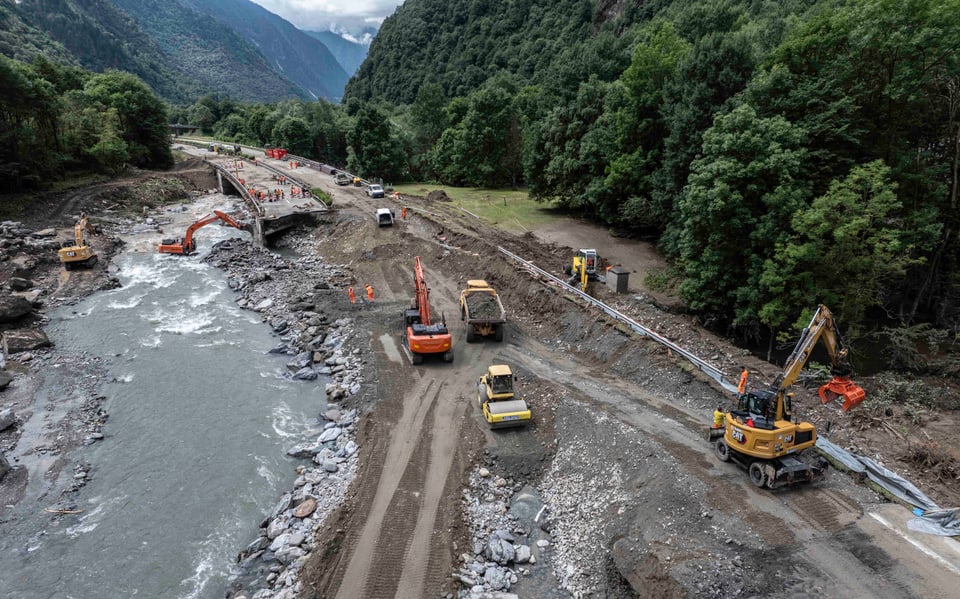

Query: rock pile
[
  {"left": 234, "top": 408, "right": 360, "bottom": 599},
  {"left": 203, "top": 238, "right": 365, "bottom": 599},
  {"left": 456, "top": 465, "right": 542, "bottom": 598}
]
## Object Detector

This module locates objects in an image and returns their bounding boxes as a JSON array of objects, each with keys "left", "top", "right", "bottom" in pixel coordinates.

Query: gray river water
[{"left": 0, "top": 227, "right": 327, "bottom": 598}]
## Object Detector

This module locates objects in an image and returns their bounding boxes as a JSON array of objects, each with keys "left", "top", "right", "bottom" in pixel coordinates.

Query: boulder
[
  {"left": 0, "top": 408, "right": 15, "bottom": 431},
  {"left": 0, "top": 293, "right": 33, "bottom": 323},
  {"left": 0, "top": 451, "right": 9, "bottom": 482},
  {"left": 0, "top": 370, "right": 12, "bottom": 390},
  {"left": 294, "top": 498, "right": 317, "bottom": 518},
  {"left": 8, "top": 277, "right": 32, "bottom": 291},
  {"left": 2, "top": 328, "right": 51, "bottom": 354},
  {"left": 486, "top": 533, "right": 515, "bottom": 565},
  {"left": 483, "top": 566, "right": 511, "bottom": 591},
  {"left": 292, "top": 367, "right": 317, "bottom": 381}
]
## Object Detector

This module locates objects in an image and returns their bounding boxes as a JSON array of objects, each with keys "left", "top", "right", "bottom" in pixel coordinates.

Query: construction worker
[
  {"left": 365, "top": 284, "right": 374, "bottom": 301},
  {"left": 401, "top": 206, "right": 408, "bottom": 220},
  {"left": 712, "top": 405, "right": 725, "bottom": 429},
  {"left": 737, "top": 366, "right": 749, "bottom": 396},
  {"left": 348, "top": 287, "right": 356, "bottom": 304}
]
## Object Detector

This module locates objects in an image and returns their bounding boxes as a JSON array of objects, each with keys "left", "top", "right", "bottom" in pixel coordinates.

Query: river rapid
[{"left": 0, "top": 224, "right": 327, "bottom": 598}]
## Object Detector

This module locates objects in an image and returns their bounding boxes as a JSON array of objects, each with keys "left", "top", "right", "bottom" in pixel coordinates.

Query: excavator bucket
[{"left": 819, "top": 376, "right": 866, "bottom": 412}]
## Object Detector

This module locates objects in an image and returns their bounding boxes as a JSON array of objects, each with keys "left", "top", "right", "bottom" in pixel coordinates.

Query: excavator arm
[
  {"left": 773, "top": 305, "right": 865, "bottom": 412},
  {"left": 414, "top": 256, "right": 433, "bottom": 325},
  {"left": 159, "top": 210, "right": 243, "bottom": 255}
]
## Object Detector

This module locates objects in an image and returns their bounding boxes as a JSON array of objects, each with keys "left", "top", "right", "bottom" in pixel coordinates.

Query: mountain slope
[
  {"left": 4, "top": 0, "right": 204, "bottom": 103},
  {"left": 345, "top": 0, "right": 611, "bottom": 104},
  {"left": 182, "top": 0, "right": 349, "bottom": 101},
  {"left": 304, "top": 30, "right": 369, "bottom": 77},
  {"left": 110, "top": 0, "right": 307, "bottom": 103}
]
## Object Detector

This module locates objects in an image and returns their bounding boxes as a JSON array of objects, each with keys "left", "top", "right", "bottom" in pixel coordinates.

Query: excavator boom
[
  {"left": 402, "top": 256, "right": 453, "bottom": 364},
  {"left": 158, "top": 210, "right": 243, "bottom": 255},
  {"left": 778, "top": 305, "right": 865, "bottom": 412}
]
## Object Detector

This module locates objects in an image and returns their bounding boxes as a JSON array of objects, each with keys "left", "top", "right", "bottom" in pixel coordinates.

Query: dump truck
[
  {"left": 477, "top": 365, "right": 531, "bottom": 428},
  {"left": 459, "top": 280, "right": 506, "bottom": 342}
]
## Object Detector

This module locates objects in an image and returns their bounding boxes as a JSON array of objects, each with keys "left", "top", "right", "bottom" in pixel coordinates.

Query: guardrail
[
  {"left": 209, "top": 161, "right": 264, "bottom": 217},
  {"left": 253, "top": 159, "right": 329, "bottom": 210},
  {"left": 497, "top": 246, "right": 738, "bottom": 394}
]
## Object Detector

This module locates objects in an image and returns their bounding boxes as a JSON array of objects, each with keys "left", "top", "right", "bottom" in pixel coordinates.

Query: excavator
[
  {"left": 158, "top": 210, "right": 242, "bottom": 255},
  {"left": 566, "top": 248, "right": 605, "bottom": 292},
  {"left": 58, "top": 212, "right": 98, "bottom": 270},
  {"left": 711, "top": 305, "right": 865, "bottom": 489},
  {"left": 402, "top": 256, "right": 454, "bottom": 364}
]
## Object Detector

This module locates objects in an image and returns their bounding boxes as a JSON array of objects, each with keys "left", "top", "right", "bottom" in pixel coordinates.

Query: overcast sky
[{"left": 248, "top": 0, "right": 403, "bottom": 32}]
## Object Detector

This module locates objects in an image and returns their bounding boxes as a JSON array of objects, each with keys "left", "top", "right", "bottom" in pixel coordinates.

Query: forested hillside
[
  {"left": 181, "top": 0, "right": 349, "bottom": 101},
  {"left": 0, "top": 55, "right": 172, "bottom": 191},
  {"left": 4, "top": 0, "right": 204, "bottom": 103},
  {"left": 110, "top": 0, "right": 306, "bottom": 103},
  {"left": 171, "top": 0, "right": 960, "bottom": 362},
  {"left": 1, "top": 0, "right": 346, "bottom": 103}
]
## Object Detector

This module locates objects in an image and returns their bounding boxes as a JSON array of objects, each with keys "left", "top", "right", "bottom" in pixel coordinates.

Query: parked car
[{"left": 366, "top": 184, "right": 385, "bottom": 198}]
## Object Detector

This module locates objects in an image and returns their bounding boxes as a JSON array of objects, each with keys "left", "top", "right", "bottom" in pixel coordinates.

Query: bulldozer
[
  {"left": 710, "top": 305, "right": 865, "bottom": 489},
  {"left": 477, "top": 365, "right": 531, "bottom": 428},
  {"left": 565, "top": 248, "right": 605, "bottom": 292},
  {"left": 58, "top": 212, "right": 98, "bottom": 270}
]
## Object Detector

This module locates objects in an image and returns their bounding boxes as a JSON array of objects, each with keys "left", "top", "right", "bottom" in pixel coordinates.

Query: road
[{"left": 177, "top": 144, "right": 960, "bottom": 598}]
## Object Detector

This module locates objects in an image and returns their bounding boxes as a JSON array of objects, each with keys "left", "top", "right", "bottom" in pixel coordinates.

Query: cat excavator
[
  {"left": 158, "top": 210, "right": 242, "bottom": 255},
  {"left": 58, "top": 212, "right": 98, "bottom": 270},
  {"left": 711, "top": 305, "right": 865, "bottom": 489},
  {"left": 402, "top": 256, "right": 453, "bottom": 364}
]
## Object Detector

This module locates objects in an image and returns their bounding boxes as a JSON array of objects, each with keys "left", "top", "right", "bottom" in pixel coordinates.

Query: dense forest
[
  {"left": 0, "top": 54, "right": 172, "bottom": 189},
  {"left": 4, "top": 0, "right": 959, "bottom": 368}
]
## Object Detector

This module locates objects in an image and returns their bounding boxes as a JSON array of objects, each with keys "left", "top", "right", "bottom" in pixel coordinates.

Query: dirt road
[{"left": 161, "top": 149, "right": 959, "bottom": 597}]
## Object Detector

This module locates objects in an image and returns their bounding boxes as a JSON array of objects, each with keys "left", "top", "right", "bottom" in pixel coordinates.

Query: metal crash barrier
[{"left": 497, "top": 245, "right": 739, "bottom": 395}]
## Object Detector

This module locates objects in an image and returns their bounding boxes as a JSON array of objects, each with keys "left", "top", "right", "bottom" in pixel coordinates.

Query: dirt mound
[{"left": 426, "top": 189, "right": 452, "bottom": 203}]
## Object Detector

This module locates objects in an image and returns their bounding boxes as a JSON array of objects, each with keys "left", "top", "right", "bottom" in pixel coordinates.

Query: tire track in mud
[
  {"left": 333, "top": 329, "right": 492, "bottom": 599},
  {"left": 333, "top": 372, "right": 438, "bottom": 599}
]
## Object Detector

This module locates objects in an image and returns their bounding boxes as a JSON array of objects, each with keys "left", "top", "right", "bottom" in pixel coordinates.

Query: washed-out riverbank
[{"left": 0, "top": 190, "right": 367, "bottom": 598}]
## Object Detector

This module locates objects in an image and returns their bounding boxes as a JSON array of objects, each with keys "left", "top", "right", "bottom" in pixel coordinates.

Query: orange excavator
[
  {"left": 158, "top": 210, "right": 242, "bottom": 255},
  {"left": 402, "top": 256, "right": 454, "bottom": 364}
]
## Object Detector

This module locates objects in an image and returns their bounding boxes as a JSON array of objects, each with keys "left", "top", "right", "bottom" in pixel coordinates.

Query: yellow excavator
[
  {"left": 711, "top": 305, "right": 865, "bottom": 489},
  {"left": 58, "top": 212, "right": 98, "bottom": 270},
  {"left": 565, "top": 248, "right": 604, "bottom": 292}
]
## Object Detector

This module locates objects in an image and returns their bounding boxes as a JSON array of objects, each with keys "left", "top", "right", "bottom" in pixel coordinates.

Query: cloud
[{"left": 248, "top": 0, "right": 401, "bottom": 31}]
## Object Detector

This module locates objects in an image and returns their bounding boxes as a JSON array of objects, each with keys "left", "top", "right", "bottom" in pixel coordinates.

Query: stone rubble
[{"left": 201, "top": 236, "right": 365, "bottom": 599}]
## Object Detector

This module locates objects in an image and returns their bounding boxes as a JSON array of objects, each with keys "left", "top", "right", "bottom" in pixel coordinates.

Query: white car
[{"left": 366, "top": 184, "right": 385, "bottom": 198}]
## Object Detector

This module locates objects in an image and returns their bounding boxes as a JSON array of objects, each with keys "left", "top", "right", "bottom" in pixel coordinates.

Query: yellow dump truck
[
  {"left": 477, "top": 365, "right": 530, "bottom": 428},
  {"left": 459, "top": 280, "right": 506, "bottom": 342}
]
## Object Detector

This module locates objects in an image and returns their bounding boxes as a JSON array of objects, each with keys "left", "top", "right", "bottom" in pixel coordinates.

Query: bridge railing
[{"left": 209, "top": 161, "right": 264, "bottom": 217}]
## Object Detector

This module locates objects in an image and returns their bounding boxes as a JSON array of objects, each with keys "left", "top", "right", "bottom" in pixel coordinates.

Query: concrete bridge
[{"left": 174, "top": 140, "right": 332, "bottom": 245}]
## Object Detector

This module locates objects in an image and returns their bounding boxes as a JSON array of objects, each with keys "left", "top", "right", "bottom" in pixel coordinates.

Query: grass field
[{"left": 392, "top": 183, "right": 565, "bottom": 234}]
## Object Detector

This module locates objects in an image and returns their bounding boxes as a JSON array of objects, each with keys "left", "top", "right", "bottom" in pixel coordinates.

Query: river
[{"left": 0, "top": 225, "right": 327, "bottom": 598}]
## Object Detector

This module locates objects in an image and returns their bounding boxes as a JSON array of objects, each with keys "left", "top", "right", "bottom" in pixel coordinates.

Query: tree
[
  {"left": 347, "top": 104, "right": 405, "bottom": 181},
  {"left": 83, "top": 70, "right": 172, "bottom": 168},
  {"left": 760, "top": 161, "right": 941, "bottom": 334},
  {"left": 676, "top": 104, "right": 809, "bottom": 334},
  {"left": 87, "top": 108, "right": 129, "bottom": 175}
]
